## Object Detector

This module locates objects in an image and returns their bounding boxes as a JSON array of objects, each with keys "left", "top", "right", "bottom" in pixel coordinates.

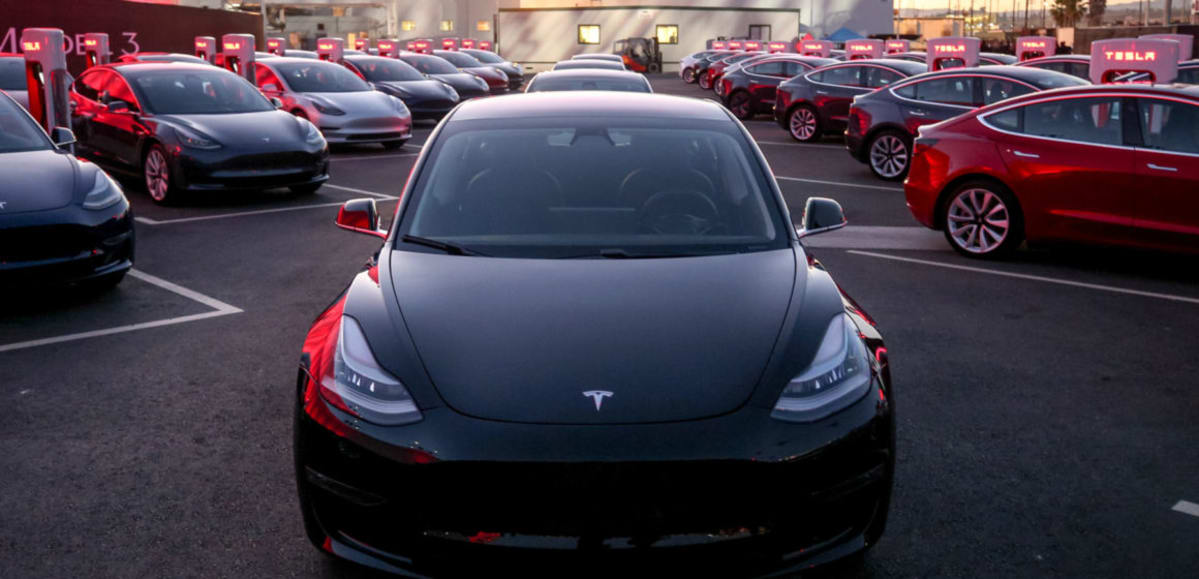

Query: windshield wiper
[
  {"left": 400, "top": 234, "right": 486, "bottom": 256},
  {"left": 558, "top": 248, "right": 712, "bottom": 259}
]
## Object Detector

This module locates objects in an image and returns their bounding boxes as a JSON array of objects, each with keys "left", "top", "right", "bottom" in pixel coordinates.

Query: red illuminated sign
[
  {"left": 743, "top": 41, "right": 761, "bottom": 50},
  {"left": 461, "top": 39, "right": 475, "bottom": 49},
  {"left": 22, "top": 41, "right": 41, "bottom": 51},
  {"left": 1022, "top": 41, "right": 1047, "bottom": 49},
  {"left": 355, "top": 39, "right": 366, "bottom": 50},
  {"left": 442, "top": 39, "right": 455, "bottom": 49},
  {"left": 712, "top": 41, "right": 727, "bottom": 49},
  {"left": 887, "top": 41, "right": 906, "bottom": 50},
  {"left": 224, "top": 42, "right": 241, "bottom": 50},
  {"left": 196, "top": 41, "right": 209, "bottom": 48},
  {"left": 84, "top": 39, "right": 98, "bottom": 48},
  {"left": 934, "top": 44, "right": 966, "bottom": 53},
  {"left": 267, "top": 40, "right": 280, "bottom": 48},
  {"left": 803, "top": 43, "right": 822, "bottom": 50},
  {"left": 1104, "top": 50, "right": 1157, "bottom": 62},
  {"left": 318, "top": 42, "right": 335, "bottom": 50},
  {"left": 478, "top": 40, "right": 492, "bottom": 50},
  {"left": 727, "top": 41, "right": 743, "bottom": 49}
]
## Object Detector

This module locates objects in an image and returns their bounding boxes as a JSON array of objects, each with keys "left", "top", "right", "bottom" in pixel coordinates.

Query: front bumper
[
  {"left": 171, "top": 147, "right": 331, "bottom": 191},
  {"left": 296, "top": 379, "right": 893, "bottom": 577},
  {"left": 403, "top": 97, "right": 459, "bottom": 120},
  {"left": 319, "top": 117, "right": 412, "bottom": 145},
  {"left": 0, "top": 202, "right": 134, "bottom": 288}
]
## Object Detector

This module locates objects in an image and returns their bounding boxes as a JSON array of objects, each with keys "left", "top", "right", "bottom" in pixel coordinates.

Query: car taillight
[
  {"left": 848, "top": 107, "right": 870, "bottom": 136},
  {"left": 912, "top": 137, "right": 939, "bottom": 157},
  {"left": 722, "top": 78, "right": 731, "bottom": 94}
]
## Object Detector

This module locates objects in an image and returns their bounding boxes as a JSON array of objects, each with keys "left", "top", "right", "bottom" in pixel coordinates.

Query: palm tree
[{"left": 1051, "top": 0, "right": 1088, "bottom": 27}]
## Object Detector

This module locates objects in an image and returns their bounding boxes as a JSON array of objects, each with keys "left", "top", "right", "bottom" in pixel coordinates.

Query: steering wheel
[{"left": 638, "top": 190, "right": 721, "bottom": 235}]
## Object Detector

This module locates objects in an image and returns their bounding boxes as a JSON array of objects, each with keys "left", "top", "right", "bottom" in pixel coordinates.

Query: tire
[
  {"left": 727, "top": 91, "right": 754, "bottom": 120},
  {"left": 866, "top": 130, "right": 913, "bottom": 181},
  {"left": 143, "top": 144, "right": 179, "bottom": 205},
  {"left": 682, "top": 68, "right": 697, "bottom": 83},
  {"left": 289, "top": 183, "right": 323, "bottom": 195},
  {"left": 787, "top": 104, "right": 821, "bottom": 142},
  {"left": 698, "top": 72, "right": 712, "bottom": 90},
  {"left": 648, "top": 63, "right": 661, "bottom": 74},
  {"left": 942, "top": 180, "right": 1024, "bottom": 259},
  {"left": 382, "top": 139, "right": 407, "bottom": 151}
]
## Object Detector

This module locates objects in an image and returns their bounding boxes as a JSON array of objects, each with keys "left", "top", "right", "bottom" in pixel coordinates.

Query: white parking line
[
  {"left": 775, "top": 176, "right": 903, "bottom": 192},
  {"left": 848, "top": 250, "right": 1199, "bottom": 305},
  {"left": 0, "top": 269, "right": 242, "bottom": 354},
  {"left": 322, "top": 184, "right": 399, "bottom": 199},
  {"left": 802, "top": 226, "right": 947, "bottom": 251},
  {"left": 757, "top": 140, "right": 841, "bottom": 149},
  {"left": 1172, "top": 500, "right": 1199, "bottom": 518},
  {"left": 134, "top": 186, "right": 396, "bottom": 225},
  {"left": 331, "top": 152, "right": 420, "bottom": 161}
]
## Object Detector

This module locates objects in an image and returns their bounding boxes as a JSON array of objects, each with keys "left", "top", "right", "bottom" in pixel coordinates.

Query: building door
[{"left": 749, "top": 25, "right": 771, "bottom": 40}]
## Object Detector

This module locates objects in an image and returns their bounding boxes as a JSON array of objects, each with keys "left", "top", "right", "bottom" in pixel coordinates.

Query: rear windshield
[
  {"left": 0, "top": 58, "right": 25, "bottom": 90},
  {"left": 271, "top": 61, "right": 370, "bottom": 92},
  {"left": 131, "top": 69, "right": 275, "bottom": 114},
  {"left": 529, "top": 77, "right": 650, "bottom": 93},
  {"left": 0, "top": 96, "right": 51, "bottom": 153},
  {"left": 350, "top": 58, "right": 424, "bottom": 82},
  {"left": 464, "top": 50, "right": 505, "bottom": 64},
  {"left": 401, "top": 55, "right": 458, "bottom": 75},
  {"left": 398, "top": 117, "right": 790, "bottom": 259},
  {"left": 1028, "top": 71, "right": 1090, "bottom": 89},
  {"left": 437, "top": 52, "right": 484, "bottom": 68},
  {"left": 553, "top": 60, "right": 625, "bottom": 71}
]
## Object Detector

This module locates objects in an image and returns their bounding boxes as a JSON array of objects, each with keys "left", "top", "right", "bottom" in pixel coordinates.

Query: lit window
[
  {"left": 477, "top": 20, "right": 491, "bottom": 32},
  {"left": 440, "top": 20, "right": 454, "bottom": 32},
  {"left": 656, "top": 25, "right": 679, "bottom": 45},
  {"left": 578, "top": 25, "right": 600, "bottom": 45},
  {"left": 401, "top": 21, "right": 415, "bottom": 32}
]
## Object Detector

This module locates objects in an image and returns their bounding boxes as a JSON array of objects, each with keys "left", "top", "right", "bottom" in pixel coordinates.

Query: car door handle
[
  {"left": 1147, "top": 163, "right": 1177, "bottom": 172},
  {"left": 1012, "top": 150, "right": 1040, "bottom": 159},
  {"left": 909, "top": 110, "right": 928, "bottom": 117},
  {"left": 815, "top": 90, "right": 828, "bottom": 95}
]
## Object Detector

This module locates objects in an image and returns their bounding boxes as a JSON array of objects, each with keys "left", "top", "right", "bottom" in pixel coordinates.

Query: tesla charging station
[
  {"left": 441, "top": 37, "right": 459, "bottom": 51},
  {"left": 355, "top": 38, "right": 368, "bottom": 51},
  {"left": 461, "top": 38, "right": 476, "bottom": 49},
  {"left": 20, "top": 28, "right": 71, "bottom": 136},
  {"left": 885, "top": 39, "right": 910, "bottom": 54},
  {"left": 317, "top": 38, "right": 345, "bottom": 64},
  {"left": 83, "top": 33, "right": 110, "bottom": 68},
  {"left": 1090, "top": 38, "right": 1179, "bottom": 84},
  {"left": 195, "top": 36, "right": 217, "bottom": 64},
  {"left": 767, "top": 41, "right": 793, "bottom": 53},
  {"left": 221, "top": 34, "right": 256, "bottom": 84},
  {"left": 800, "top": 40, "right": 832, "bottom": 57},
  {"left": 477, "top": 40, "right": 492, "bottom": 51},
  {"left": 727, "top": 40, "right": 743, "bottom": 50},
  {"left": 266, "top": 37, "right": 287, "bottom": 56},
  {"left": 927, "top": 37, "right": 980, "bottom": 70},
  {"left": 845, "top": 39, "right": 883, "bottom": 60},
  {"left": 377, "top": 39, "right": 399, "bottom": 58},
  {"left": 1016, "top": 36, "right": 1056, "bottom": 61},
  {"left": 1139, "top": 34, "right": 1194, "bottom": 60},
  {"left": 708, "top": 40, "right": 727, "bottom": 50},
  {"left": 743, "top": 40, "right": 762, "bottom": 52}
]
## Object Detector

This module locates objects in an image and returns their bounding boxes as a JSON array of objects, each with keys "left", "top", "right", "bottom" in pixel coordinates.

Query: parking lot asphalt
[{"left": 2, "top": 75, "right": 1197, "bottom": 578}]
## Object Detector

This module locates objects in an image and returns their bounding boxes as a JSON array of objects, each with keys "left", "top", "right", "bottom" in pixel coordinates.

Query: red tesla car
[{"left": 905, "top": 84, "right": 1199, "bottom": 257}]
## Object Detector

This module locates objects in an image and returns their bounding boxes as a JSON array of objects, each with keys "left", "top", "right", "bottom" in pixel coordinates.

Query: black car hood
[
  {"left": 375, "top": 79, "right": 457, "bottom": 99},
  {"left": 156, "top": 111, "right": 303, "bottom": 152},
  {"left": 0, "top": 149, "right": 77, "bottom": 214},
  {"left": 431, "top": 73, "right": 487, "bottom": 93},
  {"left": 389, "top": 249, "right": 797, "bottom": 424}
]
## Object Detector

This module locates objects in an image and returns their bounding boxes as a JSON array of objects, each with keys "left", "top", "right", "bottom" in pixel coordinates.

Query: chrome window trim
[
  {"left": 977, "top": 94, "right": 1134, "bottom": 152},
  {"left": 887, "top": 73, "right": 1039, "bottom": 110},
  {"left": 803, "top": 63, "right": 906, "bottom": 89}
]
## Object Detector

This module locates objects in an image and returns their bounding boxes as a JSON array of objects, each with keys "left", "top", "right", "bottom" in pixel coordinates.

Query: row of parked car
[{"left": 678, "top": 40, "right": 1199, "bottom": 258}]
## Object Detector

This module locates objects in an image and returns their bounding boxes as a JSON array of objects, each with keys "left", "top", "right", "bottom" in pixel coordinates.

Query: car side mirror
[
  {"left": 106, "top": 100, "right": 130, "bottom": 113},
  {"left": 50, "top": 126, "right": 76, "bottom": 149},
  {"left": 336, "top": 198, "right": 387, "bottom": 239},
  {"left": 261, "top": 83, "right": 280, "bottom": 93},
  {"left": 269, "top": 96, "right": 283, "bottom": 108},
  {"left": 797, "top": 197, "right": 846, "bottom": 238}
]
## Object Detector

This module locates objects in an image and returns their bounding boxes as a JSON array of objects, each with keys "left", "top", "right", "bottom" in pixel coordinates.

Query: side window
[
  {"left": 984, "top": 108, "right": 1022, "bottom": 132},
  {"left": 913, "top": 77, "right": 975, "bottom": 106},
  {"left": 1023, "top": 97, "right": 1123, "bottom": 146},
  {"left": 1176, "top": 67, "right": 1199, "bottom": 85},
  {"left": 1137, "top": 99, "right": 1199, "bottom": 155},
  {"left": 102, "top": 73, "right": 139, "bottom": 110},
  {"left": 74, "top": 70, "right": 104, "bottom": 101},
  {"left": 893, "top": 82, "right": 916, "bottom": 98},
  {"left": 981, "top": 77, "right": 1035, "bottom": 105},
  {"left": 255, "top": 63, "right": 282, "bottom": 89},
  {"left": 783, "top": 61, "right": 805, "bottom": 77},
  {"left": 868, "top": 67, "right": 903, "bottom": 88},
  {"left": 748, "top": 61, "right": 784, "bottom": 76},
  {"left": 814, "top": 65, "right": 862, "bottom": 87},
  {"left": 1068, "top": 63, "right": 1090, "bottom": 79},
  {"left": 1037, "top": 61, "right": 1067, "bottom": 74}
]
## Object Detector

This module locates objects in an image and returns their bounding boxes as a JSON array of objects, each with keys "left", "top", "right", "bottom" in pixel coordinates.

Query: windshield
[
  {"left": 463, "top": 50, "right": 505, "bottom": 64},
  {"left": 349, "top": 58, "right": 424, "bottom": 82},
  {"left": 529, "top": 77, "right": 650, "bottom": 93},
  {"left": 437, "top": 51, "right": 484, "bottom": 68},
  {"left": 138, "top": 54, "right": 207, "bottom": 64},
  {"left": 725, "top": 54, "right": 758, "bottom": 64},
  {"left": 1030, "top": 72, "right": 1090, "bottom": 89},
  {"left": 553, "top": 60, "right": 624, "bottom": 71},
  {"left": 401, "top": 55, "right": 458, "bottom": 75},
  {"left": 0, "top": 58, "right": 24, "bottom": 90},
  {"left": 0, "top": 96, "right": 51, "bottom": 153},
  {"left": 131, "top": 69, "right": 275, "bottom": 114},
  {"left": 271, "top": 61, "right": 370, "bottom": 92},
  {"left": 398, "top": 117, "right": 790, "bottom": 259}
]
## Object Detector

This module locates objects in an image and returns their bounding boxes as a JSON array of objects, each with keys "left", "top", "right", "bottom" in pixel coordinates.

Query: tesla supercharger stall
[
  {"left": 1090, "top": 38, "right": 1179, "bottom": 84},
  {"left": 221, "top": 34, "right": 256, "bottom": 85},
  {"left": 477, "top": 40, "right": 492, "bottom": 51},
  {"left": 1016, "top": 36, "right": 1056, "bottom": 61},
  {"left": 83, "top": 33, "right": 110, "bottom": 68},
  {"left": 377, "top": 40, "right": 399, "bottom": 58},
  {"left": 845, "top": 39, "right": 883, "bottom": 60},
  {"left": 317, "top": 38, "right": 345, "bottom": 64},
  {"left": 408, "top": 39, "right": 433, "bottom": 54},
  {"left": 800, "top": 40, "right": 832, "bottom": 58},
  {"left": 441, "top": 37, "right": 459, "bottom": 51},
  {"left": 927, "top": 37, "right": 980, "bottom": 71},
  {"left": 266, "top": 37, "right": 287, "bottom": 57},
  {"left": 708, "top": 40, "right": 727, "bottom": 50},
  {"left": 743, "top": 40, "right": 762, "bottom": 52},
  {"left": 885, "top": 39, "right": 910, "bottom": 54},
  {"left": 20, "top": 28, "right": 71, "bottom": 141},
  {"left": 727, "top": 40, "right": 743, "bottom": 51},
  {"left": 195, "top": 36, "right": 217, "bottom": 65},
  {"left": 461, "top": 38, "right": 476, "bottom": 50},
  {"left": 355, "top": 38, "right": 368, "bottom": 51},
  {"left": 767, "top": 41, "right": 793, "bottom": 54},
  {"left": 1139, "top": 34, "right": 1194, "bottom": 61}
]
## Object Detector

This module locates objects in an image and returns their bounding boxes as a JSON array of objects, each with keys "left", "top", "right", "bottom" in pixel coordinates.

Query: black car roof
[
  {"left": 450, "top": 92, "right": 729, "bottom": 122},
  {"left": 898, "top": 65, "right": 1087, "bottom": 87},
  {"left": 532, "top": 69, "right": 647, "bottom": 81},
  {"left": 817, "top": 58, "right": 927, "bottom": 76}
]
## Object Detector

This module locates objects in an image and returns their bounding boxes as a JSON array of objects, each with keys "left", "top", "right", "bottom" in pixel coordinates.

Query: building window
[
  {"left": 477, "top": 20, "right": 491, "bottom": 32},
  {"left": 401, "top": 20, "right": 415, "bottom": 32},
  {"left": 656, "top": 25, "right": 679, "bottom": 45},
  {"left": 578, "top": 25, "right": 600, "bottom": 45},
  {"left": 440, "top": 20, "right": 454, "bottom": 32}
]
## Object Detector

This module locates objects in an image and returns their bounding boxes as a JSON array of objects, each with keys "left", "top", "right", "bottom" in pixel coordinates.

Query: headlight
[
  {"left": 82, "top": 170, "right": 126, "bottom": 210},
  {"left": 311, "top": 99, "right": 345, "bottom": 116},
  {"left": 771, "top": 313, "right": 872, "bottom": 423},
  {"left": 389, "top": 95, "right": 410, "bottom": 116},
  {"left": 175, "top": 125, "right": 220, "bottom": 150},
  {"left": 321, "top": 316, "right": 422, "bottom": 426},
  {"left": 298, "top": 117, "right": 325, "bottom": 146}
]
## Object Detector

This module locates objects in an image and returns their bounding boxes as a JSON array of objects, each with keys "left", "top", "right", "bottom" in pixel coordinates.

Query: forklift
[{"left": 614, "top": 37, "right": 662, "bottom": 73}]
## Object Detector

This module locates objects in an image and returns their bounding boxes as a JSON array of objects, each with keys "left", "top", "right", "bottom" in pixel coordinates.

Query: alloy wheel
[
  {"left": 789, "top": 107, "right": 817, "bottom": 141},
  {"left": 683, "top": 69, "right": 696, "bottom": 83},
  {"left": 730, "top": 93, "right": 751, "bottom": 119},
  {"left": 144, "top": 148, "right": 170, "bottom": 202},
  {"left": 946, "top": 188, "right": 1010, "bottom": 255},
  {"left": 869, "top": 134, "right": 909, "bottom": 179}
]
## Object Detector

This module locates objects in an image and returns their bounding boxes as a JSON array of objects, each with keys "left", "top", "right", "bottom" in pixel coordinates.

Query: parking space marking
[
  {"left": 848, "top": 250, "right": 1199, "bottom": 305},
  {"left": 133, "top": 186, "right": 395, "bottom": 225},
  {"left": 1172, "top": 501, "right": 1199, "bottom": 518},
  {"left": 802, "top": 226, "right": 947, "bottom": 251},
  {"left": 330, "top": 152, "right": 420, "bottom": 162},
  {"left": 322, "top": 184, "right": 398, "bottom": 199},
  {"left": 775, "top": 176, "right": 903, "bottom": 192},
  {"left": 757, "top": 140, "right": 841, "bottom": 149},
  {"left": 0, "top": 270, "right": 242, "bottom": 354}
]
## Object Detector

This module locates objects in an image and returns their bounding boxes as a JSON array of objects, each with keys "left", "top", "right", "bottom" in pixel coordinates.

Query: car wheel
[
  {"left": 289, "top": 183, "right": 323, "bottom": 195},
  {"left": 382, "top": 140, "right": 407, "bottom": 151},
  {"left": 788, "top": 105, "right": 820, "bottom": 142},
  {"left": 648, "top": 63, "right": 661, "bottom": 74},
  {"left": 728, "top": 91, "right": 753, "bottom": 120},
  {"left": 867, "top": 130, "right": 912, "bottom": 181},
  {"left": 943, "top": 181, "right": 1023, "bottom": 258},
  {"left": 143, "top": 144, "right": 178, "bottom": 205},
  {"left": 682, "top": 68, "right": 696, "bottom": 83},
  {"left": 698, "top": 73, "right": 712, "bottom": 90}
]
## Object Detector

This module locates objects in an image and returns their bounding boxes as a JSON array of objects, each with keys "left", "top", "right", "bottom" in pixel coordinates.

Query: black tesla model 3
[
  {"left": 70, "top": 62, "right": 330, "bottom": 204},
  {"left": 343, "top": 55, "right": 461, "bottom": 120},
  {"left": 0, "top": 91, "right": 133, "bottom": 291},
  {"left": 296, "top": 92, "right": 895, "bottom": 576}
]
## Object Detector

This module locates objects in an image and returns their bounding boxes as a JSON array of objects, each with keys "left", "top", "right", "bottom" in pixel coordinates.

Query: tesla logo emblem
[
  {"left": 0, "top": 201, "right": 7, "bottom": 210},
  {"left": 261, "top": 137, "right": 270, "bottom": 142},
  {"left": 582, "top": 390, "right": 613, "bottom": 411}
]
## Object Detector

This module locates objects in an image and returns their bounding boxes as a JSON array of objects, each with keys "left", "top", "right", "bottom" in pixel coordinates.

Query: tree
[
  {"left": 1051, "top": 0, "right": 1088, "bottom": 27},
  {"left": 1087, "top": 0, "right": 1106, "bottom": 25}
]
